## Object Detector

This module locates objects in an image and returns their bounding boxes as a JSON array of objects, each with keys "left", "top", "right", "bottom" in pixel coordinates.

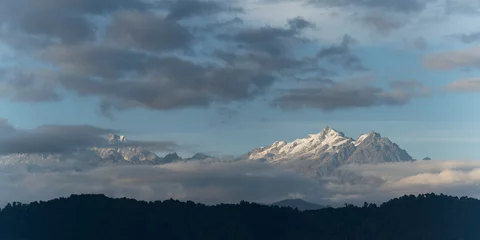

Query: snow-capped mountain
[
  {"left": 92, "top": 134, "right": 161, "bottom": 162},
  {"left": 245, "top": 126, "right": 414, "bottom": 177}
]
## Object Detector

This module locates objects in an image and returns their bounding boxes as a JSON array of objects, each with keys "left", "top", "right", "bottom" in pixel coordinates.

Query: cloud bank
[
  {"left": 0, "top": 119, "right": 177, "bottom": 154},
  {"left": 2, "top": 157, "right": 480, "bottom": 207}
]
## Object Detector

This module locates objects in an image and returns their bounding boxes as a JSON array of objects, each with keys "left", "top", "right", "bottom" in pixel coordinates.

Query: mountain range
[
  {"left": 0, "top": 127, "right": 416, "bottom": 178},
  {"left": 244, "top": 126, "right": 414, "bottom": 177}
]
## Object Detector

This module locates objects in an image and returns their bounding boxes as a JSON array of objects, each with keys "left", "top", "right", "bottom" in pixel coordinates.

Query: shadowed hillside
[{"left": 0, "top": 193, "right": 479, "bottom": 240}]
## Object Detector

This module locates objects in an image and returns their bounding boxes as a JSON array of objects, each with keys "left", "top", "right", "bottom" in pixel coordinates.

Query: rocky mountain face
[{"left": 246, "top": 126, "right": 414, "bottom": 177}]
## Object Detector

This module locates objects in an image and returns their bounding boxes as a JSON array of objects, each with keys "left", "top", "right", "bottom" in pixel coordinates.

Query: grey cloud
[
  {"left": 361, "top": 13, "right": 406, "bottom": 35},
  {"left": 317, "top": 35, "right": 356, "bottom": 57},
  {"left": 106, "top": 10, "right": 192, "bottom": 52},
  {"left": 41, "top": 45, "right": 276, "bottom": 111},
  {"left": 0, "top": 69, "right": 61, "bottom": 102},
  {"left": 445, "top": 0, "right": 480, "bottom": 15},
  {"left": 165, "top": 0, "right": 242, "bottom": 21},
  {"left": 317, "top": 35, "right": 367, "bottom": 71},
  {"left": 0, "top": 119, "right": 177, "bottom": 154},
  {"left": 458, "top": 32, "right": 480, "bottom": 43},
  {"left": 389, "top": 80, "right": 429, "bottom": 93},
  {"left": 287, "top": 17, "right": 315, "bottom": 30},
  {"left": 214, "top": 50, "right": 319, "bottom": 73},
  {"left": 216, "top": 107, "right": 240, "bottom": 119},
  {"left": 445, "top": 78, "right": 480, "bottom": 93},
  {"left": 0, "top": 161, "right": 320, "bottom": 206},
  {"left": 309, "top": 0, "right": 433, "bottom": 13},
  {"left": 0, "top": 120, "right": 113, "bottom": 154},
  {"left": 0, "top": 0, "right": 401, "bottom": 113},
  {"left": 195, "top": 17, "right": 244, "bottom": 33},
  {"left": 410, "top": 37, "right": 428, "bottom": 50},
  {"left": 271, "top": 80, "right": 426, "bottom": 111},
  {"left": 0, "top": 0, "right": 148, "bottom": 44},
  {"left": 423, "top": 46, "right": 480, "bottom": 70},
  {"left": 40, "top": 45, "right": 154, "bottom": 79},
  {"left": 218, "top": 24, "right": 304, "bottom": 56}
]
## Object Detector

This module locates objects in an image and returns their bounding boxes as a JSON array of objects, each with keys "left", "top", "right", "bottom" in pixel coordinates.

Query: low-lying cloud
[
  {"left": 1, "top": 156, "right": 480, "bottom": 207},
  {"left": 0, "top": 160, "right": 319, "bottom": 206}
]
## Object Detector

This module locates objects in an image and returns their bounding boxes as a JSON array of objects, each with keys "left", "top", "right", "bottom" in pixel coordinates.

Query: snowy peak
[
  {"left": 354, "top": 131, "right": 381, "bottom": 146},
  {"left": 354, "top": 134, "right": 369, "bottom": 146},
  {"left": 248, "top": 126, "right": 354, "bottom": 161},
  {"left": 108, "top": 134, "right": 127, "bottom": 144},
  {"left": 246, "top": 126, "right": 414, "bottom": 168}
]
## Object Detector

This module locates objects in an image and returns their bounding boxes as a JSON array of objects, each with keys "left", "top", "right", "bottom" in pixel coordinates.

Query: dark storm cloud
[
  {"left": 165, "top": 0, "right": 243, "bottom": 21},
  {"left": 271, "top": 80, "right": 427, "bottom": 111},
  {"left": 0, "top": 119, "right": 177, "bottom": 154},
  {"left": 0, "top": 0, "right": 148, "bottom": 44},
  {"left": 106, "top": 10, "right": 193, "bottom": 52},
  {"left": 317, "top": 35, "right": 367, "bottom": 71},
  {"left": 308, "top": 0, "right": 433, "bottom": 13}
]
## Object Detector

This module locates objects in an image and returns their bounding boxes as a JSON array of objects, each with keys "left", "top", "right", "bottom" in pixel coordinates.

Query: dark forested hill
[{"left": 1, "top": 193, "right": 480, "bottom": 240}]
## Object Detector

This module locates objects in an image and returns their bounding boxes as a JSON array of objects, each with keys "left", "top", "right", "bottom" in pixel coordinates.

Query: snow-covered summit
[
  {"left": 246, "top": 126, "right": 414, "bottom": 175},
  {"left": 108, "top": 134, "right": 127, "bottom": 144},
  {"left": 248, "top": 126, "right": 354, "bottom": 162}
]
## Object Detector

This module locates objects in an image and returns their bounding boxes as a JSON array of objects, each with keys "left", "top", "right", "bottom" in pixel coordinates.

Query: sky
[{"left": 0, "top": 0, "right": 480, "bottom": 161}]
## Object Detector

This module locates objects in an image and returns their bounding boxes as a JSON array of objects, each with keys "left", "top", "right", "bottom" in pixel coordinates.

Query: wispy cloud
[
  {"left": 444, "top": 78, "right": 480, "bottom": 93},
  {"left": 423, "top": 46, "right": 480, "bottom": 70}
]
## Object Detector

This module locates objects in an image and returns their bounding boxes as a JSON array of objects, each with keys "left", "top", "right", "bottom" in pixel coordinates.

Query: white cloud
[{"left": 334, "top": 160, "right": 480, "bottom": 204}]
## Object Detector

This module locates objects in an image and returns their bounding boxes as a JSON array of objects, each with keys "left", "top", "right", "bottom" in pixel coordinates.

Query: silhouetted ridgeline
[{"left": 1, "top": 194, "right": 480, "bottom": 240}]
